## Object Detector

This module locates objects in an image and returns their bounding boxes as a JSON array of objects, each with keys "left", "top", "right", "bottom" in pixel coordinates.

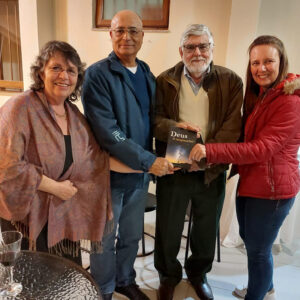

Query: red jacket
[{"left": 206, "top": 74, "right": 300, "bottom": 199}]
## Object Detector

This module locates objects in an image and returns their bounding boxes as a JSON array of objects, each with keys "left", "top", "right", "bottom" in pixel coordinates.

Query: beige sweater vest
[{"left": 179, "top": 72, "right": 209, "bottom": 141}]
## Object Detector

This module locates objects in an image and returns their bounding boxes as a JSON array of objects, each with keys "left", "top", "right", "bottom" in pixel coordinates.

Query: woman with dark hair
[
  {"left": 0, "top": 41, "right": 136, "bottom": 265},
  {"left": 189, "top": 35, "right": 300, "bottom": 300}
]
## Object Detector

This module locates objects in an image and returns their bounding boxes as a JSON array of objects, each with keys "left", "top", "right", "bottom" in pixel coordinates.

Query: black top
[{"left": 60, "top": 135, "right": 73, "bottom": 177}]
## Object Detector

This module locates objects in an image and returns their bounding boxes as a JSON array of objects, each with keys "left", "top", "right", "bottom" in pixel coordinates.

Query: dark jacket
[
  {"left": 154, "top": 61, "right": 243, "bottom": 184},
  {"left": 81, "top": 52, "right": 156, "bottom": 189},
  {"left": 206, "top": 74, "right": 300, "bottom": 199}
]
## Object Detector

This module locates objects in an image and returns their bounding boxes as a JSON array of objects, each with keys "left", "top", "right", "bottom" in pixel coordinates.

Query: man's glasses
[
  {"left": 111, "top": 28, "right": 143, "bottom": 37},
  {"left": 183, "top": 43, "right": 212, "bottom": 53}
]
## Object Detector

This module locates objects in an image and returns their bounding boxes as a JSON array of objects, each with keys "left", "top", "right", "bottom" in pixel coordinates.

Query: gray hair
[
  {"left": 30, "top": 40, "right": 85, "bottom": 101},
  {"left": 180, "top": 24, "right": 214, "bottom": 47}
]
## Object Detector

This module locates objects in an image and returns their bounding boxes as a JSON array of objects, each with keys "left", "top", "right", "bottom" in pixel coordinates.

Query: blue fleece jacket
[{"left": 81, "top": 52, "right": 156, "bottom": 189}]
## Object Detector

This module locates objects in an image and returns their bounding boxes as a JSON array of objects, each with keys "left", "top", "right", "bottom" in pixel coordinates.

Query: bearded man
[{"left": 153, "top": 24, "right": 243, "bottom": 300}]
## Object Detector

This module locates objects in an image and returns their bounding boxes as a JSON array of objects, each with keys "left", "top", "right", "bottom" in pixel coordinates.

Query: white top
[{"left": 126, "top": 66, "right": 138, "bottom": 74}]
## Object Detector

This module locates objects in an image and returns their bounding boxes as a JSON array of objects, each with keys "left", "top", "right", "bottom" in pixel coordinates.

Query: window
[
  {"left": 0, "top": 0, "right": 23, "bottom": 91},
  {"left": 95, "top": 0, "right": 170, "bottom": 29}
]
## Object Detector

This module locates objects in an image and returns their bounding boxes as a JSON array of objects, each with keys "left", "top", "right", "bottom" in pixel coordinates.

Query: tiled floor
[{"left": 84, "top": 211, "right": 300, "bottom": 300}]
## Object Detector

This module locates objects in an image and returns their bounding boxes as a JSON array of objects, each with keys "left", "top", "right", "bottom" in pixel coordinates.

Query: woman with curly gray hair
[
  {"left": 0, "top": 40, "right": 136, "bottom": 265},
  {"left": 30, "top": 40, "right": 85, "bottom": 101}
]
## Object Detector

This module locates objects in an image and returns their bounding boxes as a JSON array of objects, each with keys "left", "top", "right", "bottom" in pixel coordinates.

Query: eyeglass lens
[{"left": 184, "top": 43, "right": 211, "bottom": 53}]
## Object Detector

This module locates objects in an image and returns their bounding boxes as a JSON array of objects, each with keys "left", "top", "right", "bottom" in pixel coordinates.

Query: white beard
[{"left": 184, "top": 55, "right": 212, "bottom": 77}]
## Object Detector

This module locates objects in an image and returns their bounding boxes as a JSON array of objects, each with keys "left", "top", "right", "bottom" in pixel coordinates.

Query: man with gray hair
[{"left": 154, "top": 24, "right": 243, "bottom": 300}]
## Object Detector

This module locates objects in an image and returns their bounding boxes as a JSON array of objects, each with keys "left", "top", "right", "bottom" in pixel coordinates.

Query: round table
[{"left": 0, "top": 250, "right": 101, "bottom": 299}]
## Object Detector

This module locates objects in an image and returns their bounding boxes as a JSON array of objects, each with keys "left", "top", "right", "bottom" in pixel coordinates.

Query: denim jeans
[
  {"left": 236, "top": 196, "right": 295, "bottom": 300},
  {"left": 90, "top": 185, "right": 148, "bottom": 294}
]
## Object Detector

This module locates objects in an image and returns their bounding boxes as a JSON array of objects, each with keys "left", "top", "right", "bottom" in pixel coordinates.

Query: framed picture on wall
[{"left": 95, "top": 0, "right": 170, "bottom": 29}]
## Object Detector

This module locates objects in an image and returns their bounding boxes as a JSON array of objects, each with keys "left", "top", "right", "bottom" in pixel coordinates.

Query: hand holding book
[
  {"left": 149, "top": 157, "right": 174, "bottom": 176},
  {"left": 176, "top": 121, "right": 201, "bottom": 139},
  {"left": 165, "top": 126, "right": 198, "bottom": 169},
  {"left": 188, "top": 160, "right": 202, "bottom": 172},
  {"left": 189, "top": 143, "right": 206, "bottom": 161}
]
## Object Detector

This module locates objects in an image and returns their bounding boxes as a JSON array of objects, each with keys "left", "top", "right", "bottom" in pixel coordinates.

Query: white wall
[
  {"left": 1, "top": 0, "right": 300, "bottom": 108},
  {"left": 37, "top": 0, "right": 55, "bottom": 48},
  {"left": 225, "top": 0, "right": 261, "bottom": 81},
  {"left": 257, "top": 0, "right": 300, "bottom": 74},
  {"left": 53, "top": 0, "right": 68, "bottom": 41},
  {"left": 18, "top": 0, "right": 39, "bottom": 90},
  {"left": 226, "top": 0, "right": 300, "bottom": 82},
  {"left": 58, "top": 0, "right": 232, "bottom": 76}
]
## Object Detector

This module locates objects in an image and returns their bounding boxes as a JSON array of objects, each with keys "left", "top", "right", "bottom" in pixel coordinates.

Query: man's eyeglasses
[
  {"left": 183, "top": 43, "right": 212, "bottom": 53},
  {"left": 111, "top": 28, "right": 142, "bottom": 37}
]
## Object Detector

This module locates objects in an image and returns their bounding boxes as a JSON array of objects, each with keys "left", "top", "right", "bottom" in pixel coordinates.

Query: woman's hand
[
  {"left": 188, "top": 161, "right": 201, "bottom": 172},
  {"left": 189, "top": 144, "right": 206, "bottom": 161},
  {"left": 52, "top": 180, "right": 78, "bottom": 200},
  {"left": 38, "top": 175, "right": 78, "bottom": 200}
]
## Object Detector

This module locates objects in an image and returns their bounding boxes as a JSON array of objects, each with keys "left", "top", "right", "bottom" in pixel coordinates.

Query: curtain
[{"left": 220, "top": 175, "right": 300, "bottom": 250}]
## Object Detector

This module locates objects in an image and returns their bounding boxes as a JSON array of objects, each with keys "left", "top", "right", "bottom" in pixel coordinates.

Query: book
[{"left": 165, "top": 127, "right": 198, "bottom": 169}]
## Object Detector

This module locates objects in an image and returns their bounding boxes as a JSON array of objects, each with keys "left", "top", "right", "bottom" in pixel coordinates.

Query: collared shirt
[{"left": 183, "top": 65, "right": 210, "bottom": 95}]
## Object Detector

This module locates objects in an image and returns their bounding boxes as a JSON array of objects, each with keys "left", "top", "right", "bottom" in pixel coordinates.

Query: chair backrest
[{"left": 145, "top": 193, "right": 156, "bottom": 213}]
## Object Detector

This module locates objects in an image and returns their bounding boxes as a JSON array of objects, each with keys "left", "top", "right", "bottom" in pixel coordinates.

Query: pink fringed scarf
[{"left": 0, "top": 90, "right": 112, "bottom": 254}]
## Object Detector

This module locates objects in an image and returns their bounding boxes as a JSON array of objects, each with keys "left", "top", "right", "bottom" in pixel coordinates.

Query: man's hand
[
  {"left": 189, "top": 143, "right": 206, "bottom": 162},
  {"left": 176, "top": 121, "right": 201, "bottom": 138},
  {"left": 149, "top": 157, "right": 174, "bottom": 177},
  {"left": 52, "top": 180, "right": 78, "bottom": 201}
]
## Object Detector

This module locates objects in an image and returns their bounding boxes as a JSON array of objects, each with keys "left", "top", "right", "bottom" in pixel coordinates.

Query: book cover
[{"left": 165, "top": 127, "right": 197, "bottom": 169}]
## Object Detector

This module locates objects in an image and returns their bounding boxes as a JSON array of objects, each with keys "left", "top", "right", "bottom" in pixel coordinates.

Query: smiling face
[
  {"left": 179, "top": 34, "right": 213, "bottom": 81},
  {"left": 40, "top": 52, "right": 78, "bottom": 105},
  {"left": 250, "top": 45, "right": 280, "bottom": 90},
  {"left": 110, "top": 10, "right": 144, "bottom": 66}
]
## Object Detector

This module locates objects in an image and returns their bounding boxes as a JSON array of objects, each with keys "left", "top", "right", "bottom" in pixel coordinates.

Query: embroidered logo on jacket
[{"left": 112, "top": 130, "right": 125, "bottom": 142}]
